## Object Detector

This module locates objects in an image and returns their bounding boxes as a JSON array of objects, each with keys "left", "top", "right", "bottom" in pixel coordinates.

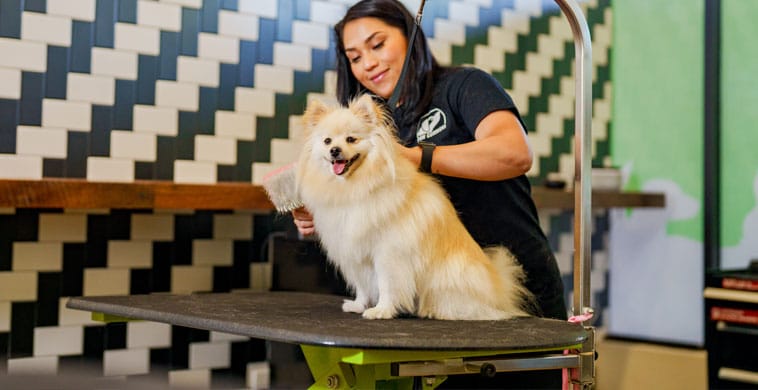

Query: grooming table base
[{"left": 67, "top": 291, "right": 589, "bottom": 389}]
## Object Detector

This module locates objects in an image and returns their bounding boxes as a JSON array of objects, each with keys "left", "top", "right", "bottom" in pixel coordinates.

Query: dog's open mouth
[{"left": 332, "top": 154, "right": 360, "bottom": 176}]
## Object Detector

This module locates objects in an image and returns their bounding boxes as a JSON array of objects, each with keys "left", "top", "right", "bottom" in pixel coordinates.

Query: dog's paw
[
  {"left": 362, "top": 305, "right": 396, "bottom": 320},
  {"left": 342, "top": 299, "right": 367, "bottom": 314}
]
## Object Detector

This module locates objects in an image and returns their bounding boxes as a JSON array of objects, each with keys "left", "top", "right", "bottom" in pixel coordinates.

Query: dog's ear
[
  {"left": 302, "top": 99, "right": 330, "bottom": 134},
  {"left": 349, "top": 94, "right": 381, "bottom": 126}
]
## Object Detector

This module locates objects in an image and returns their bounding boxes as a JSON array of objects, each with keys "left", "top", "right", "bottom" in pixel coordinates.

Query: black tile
[
  {"left": 106, "top": 210, "right": 132, "bottom": 239},
  {"left": 90, "top": 105, "right": 113, "bottom": 157},
  {"left": 257, "top": 19, "right": 275, "bottom": 64},
  {"left": 104, "top": 322, "right": 126, "bottom": 350},
  {"left": 134, "top": 161, "right": 155, "bottom": 180},
  {"left": 149, "top": 347, "right": 171, "bottom": 372},
  {"left": 45, "top": 45, "right": 69, "bottom": 99},
  {"left": 238, "top": 41, "right": 255, "bottom": 87},
  {"left": 9, "top": 302, "right": 35, "bottom": 358},
  {"left": 212, "top": 266, "right": 232, "bottom": 293},
  {"left": 136, "top": 55, "right": 158, "bottom": 105},
  {"left": 0, "top": 0, "right": 22, "bottom": 38},
  {"left": 0, "top": 332, "right": 9, "bottom": 368},
  {"left": 198, "top": 87, "right": 217, "bottom": 135},
  {"left": 117, "top": 0, "right": 136, "bottom": 23},
  {"left": 216, "top": 164, "right": 236, "bottom": 182},
  {"left": 217, "top": 63, "right": 236, "bottom": 110},
  {"left": 210, "top": 368, "right": 245, "bottom": 389},
  {"left": 169, "top": 326, "right": 191, "bottom": 369},
  {"left": 176, "top": 112, "right": 197, "bottom": 160},
  {"left": 42, "top": 158, "right": 66, "bottom": 177},
  {"left": 180, "top": 8, "right": 199, "bottom": 56},
  {"left": 232, "top": 240, "right": 252, "bottom": 289},
  {"left": 65, "top": 131, "right": 88, "bottom": 178},
  {"left": 12, "top": 209, "right": 40, "bottom": 241},
  {"left": 82, "top": 325, "right": 105, "bottom": 360},
  {"left": 219, "top": 0, "right": 237, "bottom": 11},
  {"left": 23, "top": 0, "right": 45, "bottom": 13},
  {"left": 19, "top": 71, "right": 44, "bottom": 126},
  {"left": 94, "top": 0, "right": 116, "bottom": 48},
  {"left": 294, "top": 0, "right": 309, "bottom": 20},
  {"left": 114, "top": 79, "right": 136, "bottom": 130},
  {"left": 0, "top": 99, "right": 18, "bottom": 154},
  {"left": 276, "top": 0, "right": 292, "bottom": 42},
  {"left": 151, "top": 242, "right": 173, "bottom": 292},
  {"left": 61, "top": 243, "right": 85, "bottom": 297},
  {"left": 130, "top": 268, "right": 152, "bottom": 295},
  {"left": 235, "top": 140, "right": 253, "bottom": 182},
  {"left": 159, "top": 31, "right": 179, "bottom": 80},
  {"left": 36, "top": 272, "right": 62, "bottom": 327},
  {"left": 200, "top": 0, "right": 218, "bottom": 33},
  {"left": 155, "top": 136, "right": 175, "bottom": 180},
  {"left": 70, "top": 21, "right": 94, "bottom": 73}
]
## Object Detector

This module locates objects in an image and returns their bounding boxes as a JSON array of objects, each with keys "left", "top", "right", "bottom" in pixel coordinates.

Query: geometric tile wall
[{"left": 0, "top": 0, "right": 612, "bottom": 387}]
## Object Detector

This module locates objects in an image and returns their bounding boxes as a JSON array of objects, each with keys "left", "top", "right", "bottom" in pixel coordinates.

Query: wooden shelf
[{"left": 0, "top": 179, "right": 664, "bottom": 210}]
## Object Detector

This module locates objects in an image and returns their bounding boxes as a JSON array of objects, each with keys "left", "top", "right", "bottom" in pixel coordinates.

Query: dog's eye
[
  {"left": 346, "top": 136, "right": 357, "bottom": 144},
  {"left": 323, "top": 138, "right": 332, "bottom": 145}
]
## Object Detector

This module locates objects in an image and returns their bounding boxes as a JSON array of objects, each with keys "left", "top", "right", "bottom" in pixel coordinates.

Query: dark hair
[{"left": 334, "top": 0, "right": 443, "bottom": 133}]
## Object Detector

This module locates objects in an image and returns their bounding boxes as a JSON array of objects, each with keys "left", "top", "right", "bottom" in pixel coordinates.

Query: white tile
[
  {"left": 177, "top": 56, "right": 219, "bottom": 87},
  {"left": 273, "top": 42, "right": 311, "bottom": 72},
  {"left": 12, "top": 242, "right": 63, "bottom": 272},
  {"left": 127, "top": 321, "right": 171, "bottom": 349},
  {"left": 160, "top": 0, "right": 202, "bottom": 8},
  {"left": 270, "top": 138, "right": 300, "bottom": 164},
  {"left": 34, "top": 326, "right": 84, "bottom": 357},
  {"left": 110, "top": 130, "right": 157, "bottom": 162},
  {"left": 433, "top": 19, "right": 466, "bottom": 45},
  {"left": 173, "top": 160, "right": 216, "bottom": 184},
  {"left": 137, "top": 0, "right": 181, "bottom": 31},
  {"left": 169, "top": 369, "right": 211, "bottom": 389},
  {"left": 0, "top": 301, "right": 9, "bottom": 332},
  {"left": 91, "top": 47, "right": 139, "bottom": 80},
  {"left": 133, "top": 105, "right": 178, "bottom": 136},
  {"left": 192, "top": 239, "right": 233, "bottom": 266},
  {"left": 15, "top": 126, "right": 68, "bottom": 159},
  {"left": 247, "top": 362, "right": 271, "bottom": 390},
  {"left": 58, "top": 298, "right": 100, "bottom": 326},
  {"left": 310, "top": 1, "right": 346, "bottom": 25},
  {"left": 66, "top": 73, "right": 115, "bottom": 105},
  {"left": 171, "top": 265, "right": 212, "bottom": 294},
  {"left": 7, "top": 356, "right": 58, "bottom": 376},
  {"left": 47, "top": 0, "right": 96, "bottom": 21},
  {"left": 214, "top": 110, "right": 256, "bottom": 141},
  {"left": 39, "top": 213, "right": 87, "bottom": 242},
  {"left": 86, "top": 157, "right": 135, "bottom": 182},
  {"left": 238, "top": 0, "right": 277, "bottom": 18},
  {"left": 108, "top": 241, "right": 152, "bottom": 269},
  {"left": 194, "top": 135, "right": 236, "bottom": 165},
  {"left": 114, "top": 23, "right": 160, "bottom": 56},
  {"left": 249, "top": 262, "right": 272, "bottom": 291},
  {"left": 0, "top": 155, "right": 42, "bottom": 179},
  {"left": 155, "top": 80, "right": 199, "bottom": 111},
  {"left": 0, "top": 38, "right": 46, "bottom": 72},
  {"left": 189, "top": 342, "right": 230, "bottom": 369},
  {"left": 20, "top": 11, "right": 71, "bottom": 46},
  {"left": 292, "top": 21, "right": 329, "bottom": 50},
  {"left": 131, "top": 214, "right": 174, "bottom": 240},
  {"left": 210, "top": 331, "right": 248, "bottom": 342},
  {"left": 0, "top": 271, "right": 38, "bottom": 301},
  {"left": 83, "top": 268, "right": 130, "bottom": 296},
  {"left": 103, "top": 348, "right": 149, "bottom": 377},
  {"left": 213, "top": 214, "right": 252, "bottom": 239},
  {"left": 449, "top": 1, "right": 479, "bottom": 26},
  {"left": 218, "top": 10, "right": 258, "bottom": 41},
  {"left": 0, "top": 67, "right": 21, "bottom": 99},
  {"left": 234, "top": 87, "right": 275, "bottom": 117},
  {"left": 42, "top": 99, "right": 92, "bottom": 132},
  {"left": 253, "top": 64, "right": 293, "bottom": 94},
  {"left": 197, "top": 33, "right": 239, "bottom": 64}
]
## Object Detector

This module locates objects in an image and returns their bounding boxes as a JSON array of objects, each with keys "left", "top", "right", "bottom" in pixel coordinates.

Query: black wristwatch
[{"left": 418, "top": 141, "right": 436, "bottom": 173}]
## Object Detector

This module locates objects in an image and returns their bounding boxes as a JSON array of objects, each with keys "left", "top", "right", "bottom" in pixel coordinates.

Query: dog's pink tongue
[{"left": 332, "top": 161, "right": 347, "bottom": 175}]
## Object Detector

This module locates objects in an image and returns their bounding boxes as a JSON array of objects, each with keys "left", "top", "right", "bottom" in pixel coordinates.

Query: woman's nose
[{"left": 362, "top": 52, "right": 378, "bottom": 70}]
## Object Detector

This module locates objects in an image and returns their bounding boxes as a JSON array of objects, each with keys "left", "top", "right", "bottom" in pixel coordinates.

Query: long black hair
[{"left": 333, "top": 0, "right": 445, "bottom": 136}]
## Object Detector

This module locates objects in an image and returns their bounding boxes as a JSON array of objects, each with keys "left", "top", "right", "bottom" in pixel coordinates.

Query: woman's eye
[
  {"left": 324, "top": 138, "right": 332, "bottom": 145},
  {"left": 373, "top": 42, "right": 384, "bottom": 50},
  {"left": 349, "top": 56, "right": 360, "bottom": 64},
  {"left": 346, "top": 136, "right": 357, "bottom": 144}
]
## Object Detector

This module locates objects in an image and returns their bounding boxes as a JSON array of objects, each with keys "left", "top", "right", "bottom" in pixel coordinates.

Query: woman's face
[{"left": 342, "top": 17, "right": 408, "bottom": 100}]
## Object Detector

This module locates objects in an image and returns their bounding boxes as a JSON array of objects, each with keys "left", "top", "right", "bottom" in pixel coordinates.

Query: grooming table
[{"left": 67, "top": 291, "right": 593, "bottom": 389}]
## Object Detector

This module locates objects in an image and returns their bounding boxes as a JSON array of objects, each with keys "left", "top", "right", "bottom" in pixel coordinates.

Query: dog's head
[{"left": 298, "top": 94, "right": 397, "bottom": 184}]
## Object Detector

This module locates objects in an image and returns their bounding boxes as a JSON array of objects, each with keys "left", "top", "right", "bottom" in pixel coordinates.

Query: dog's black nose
[{"left": 330, "top": 146, "right": 341, "bottom": 158}]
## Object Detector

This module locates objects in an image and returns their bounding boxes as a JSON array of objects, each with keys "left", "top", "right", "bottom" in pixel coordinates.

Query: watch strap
[{"left": 418, "top": 142, "right": 435, "bottom": 173}]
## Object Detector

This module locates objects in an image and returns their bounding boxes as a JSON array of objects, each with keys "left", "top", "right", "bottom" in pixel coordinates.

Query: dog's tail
[{"left": 483, "top": 246, "right": 539, "bottom": 317}]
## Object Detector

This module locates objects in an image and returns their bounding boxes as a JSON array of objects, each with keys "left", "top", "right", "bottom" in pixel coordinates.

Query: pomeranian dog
[{"left": 296, "top": 94, "right": 534, "bottom": 320}]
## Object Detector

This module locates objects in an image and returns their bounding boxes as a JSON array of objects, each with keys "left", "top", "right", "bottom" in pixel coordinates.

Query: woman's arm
[{"left": 398, "top": 110, "right": 533, "bottom": 181}]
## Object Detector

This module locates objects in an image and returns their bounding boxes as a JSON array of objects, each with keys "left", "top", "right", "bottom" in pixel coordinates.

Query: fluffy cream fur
[{"left": 296, "top": 94, "right": 533, "bottom": 320}]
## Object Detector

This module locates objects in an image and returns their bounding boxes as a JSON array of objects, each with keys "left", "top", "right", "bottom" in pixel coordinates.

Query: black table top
[{"left": 67, "top": 291, "right": 587, "bottom": 352}]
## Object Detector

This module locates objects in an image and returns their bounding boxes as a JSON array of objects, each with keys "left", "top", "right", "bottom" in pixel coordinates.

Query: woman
[{"left": 294, "top": 1, "right": 567, "bottom": 385}]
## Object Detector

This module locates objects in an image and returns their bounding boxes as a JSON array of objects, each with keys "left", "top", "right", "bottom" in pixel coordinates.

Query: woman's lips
[{"left": 371, "top": 70, "right": 387, "bottom": 84}]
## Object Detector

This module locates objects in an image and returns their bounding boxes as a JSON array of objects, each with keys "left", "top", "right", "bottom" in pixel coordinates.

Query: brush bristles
[{"left": 262, "top": 165, "right": 303, "bottom": 213}]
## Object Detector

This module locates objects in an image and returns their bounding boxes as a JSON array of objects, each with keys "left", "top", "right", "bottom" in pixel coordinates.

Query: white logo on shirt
[{"left": 416, "top": 108, "right": 447, "bottom": 142}]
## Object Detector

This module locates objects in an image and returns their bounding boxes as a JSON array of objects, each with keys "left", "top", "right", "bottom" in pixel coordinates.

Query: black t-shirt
[{"left": 393, "top": 67, "right": 566, "bottom": 319}]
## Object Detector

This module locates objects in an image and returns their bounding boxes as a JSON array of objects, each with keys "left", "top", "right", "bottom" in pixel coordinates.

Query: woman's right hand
[{"left": 292, "top": 207, "right": 316, "bottom": 236}]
